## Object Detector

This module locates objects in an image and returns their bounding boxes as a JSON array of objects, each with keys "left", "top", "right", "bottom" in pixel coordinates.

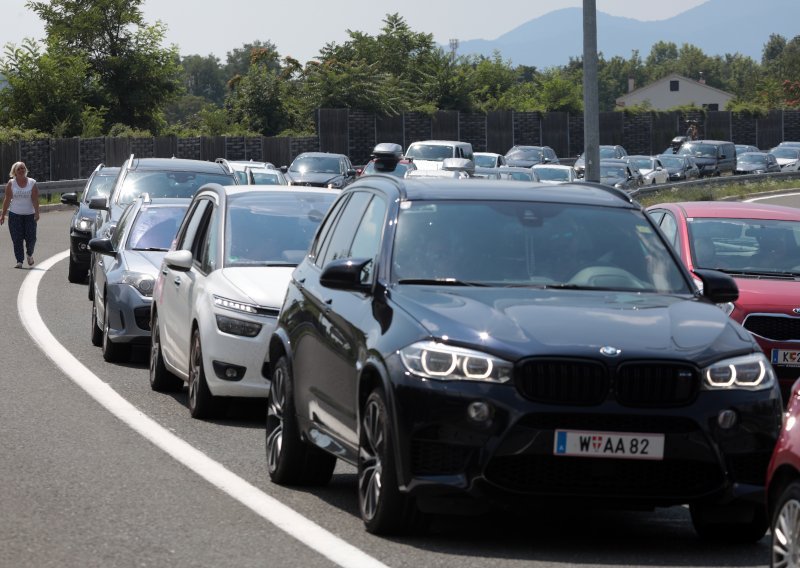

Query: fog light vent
[{"left": 212, "top": 361, "right": 246, "bottom": 381}]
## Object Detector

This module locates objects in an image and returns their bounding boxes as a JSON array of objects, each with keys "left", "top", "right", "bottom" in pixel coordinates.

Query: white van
[{"left": 405, "top": 140, "right": 474, "bottom": 171}]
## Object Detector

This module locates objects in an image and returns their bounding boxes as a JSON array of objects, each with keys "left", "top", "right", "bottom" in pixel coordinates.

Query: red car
[
  {"left": 767, "top": 380, "right": 800, "bottom": 566},
  {"left": 647, "top": 201, "right": 800, "bottom": 401}
]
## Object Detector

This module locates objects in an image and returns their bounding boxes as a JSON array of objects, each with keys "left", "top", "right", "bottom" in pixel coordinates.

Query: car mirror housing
[
  {"left": 164, "top": 249, "right": 193, "bottom": 272},
  {"left": 89, "top": 196, "right": 109, "bottom": 211},
  {"left": 693, "top": 269, "right": 739, "bottom": 304},
  {"left": 60, "top": 192, "right": 79, "bottom": 206},
  {"left": 88, "top": 237, "right": 116, "bottom": 257},
  {"left": 320, "top": 258, "right": 373, "bottom": 292}
]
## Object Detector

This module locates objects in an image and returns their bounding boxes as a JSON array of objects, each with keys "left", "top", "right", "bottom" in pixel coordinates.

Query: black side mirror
[
  {"left": 280, "top": 165, "right": 288, "bottom": 173},
  {"left": 60, "top": 192, "right": 79, "bottom": 206},
  {"left": 320, "top": 258, "right": 373, "bottom": 291},
  {"left": 89, "top": 196, "right": 109, "bottom": 211},
  {"left": 88, "top": 237, "right": 116, "bottom": 258},
  {"left": 693, "top": 269, "right": 739, "bottom": 304}
]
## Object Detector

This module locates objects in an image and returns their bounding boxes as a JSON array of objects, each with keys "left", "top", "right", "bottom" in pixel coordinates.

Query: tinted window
[
  {"left": 349, "top": 197, "right": 387, "bottom": 283},
  {"left": 659, "top": 212, "right": 679, "bottom": 248},
  {"left": 117, "top": 170, "right": 233, "bottom": 205},
  {"left": 310, "top": 195, "right": 349, "bottom": 264},
  {"left": 319, "top": 192, "right": 372, "bottom": 267},
  {"left": 127, "top": 205, "right": 189, "bottom": 251},
  {"left": 289, "top": 156, "right": 342, "bottom": 174},
  {"left": 225, "top": 191, "right": 337, "bottom": 267},
  {"left": 392, "top": 201, "right": 689, "bottom": 293}
]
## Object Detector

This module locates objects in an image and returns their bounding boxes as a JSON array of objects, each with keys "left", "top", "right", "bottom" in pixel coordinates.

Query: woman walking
[{"left": 1, "top": 162, "right": 40, "bottom": 268}]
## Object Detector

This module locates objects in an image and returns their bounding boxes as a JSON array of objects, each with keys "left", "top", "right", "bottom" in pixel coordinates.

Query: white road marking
[
  {"left": 745, "top": 192, "right": 800, "bottom": 202},
  {"left": 19, "top": 250, "right": 389, "bottom": 568}
]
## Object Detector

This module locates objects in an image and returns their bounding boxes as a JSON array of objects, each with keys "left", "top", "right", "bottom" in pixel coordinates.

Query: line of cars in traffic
[{"left": 59, "top": 146, "right": 800, "bottom": 563}]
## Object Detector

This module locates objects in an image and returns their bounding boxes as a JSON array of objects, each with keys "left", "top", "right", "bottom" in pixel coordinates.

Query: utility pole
[{"left": 582, "top": 0, "right": 600, "bottom": 183}]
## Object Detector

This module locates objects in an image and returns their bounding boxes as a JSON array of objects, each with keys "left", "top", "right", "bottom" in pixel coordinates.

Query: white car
[
  {"left": 404, "top": 140, "right": 474, "bottom": 171},
  {"left": 626, "top": 155, "right": 669, "bottom": 185},
  {"left": 769, "top": 147, "right": 800, "bottom": 171},
  {"left": 473, "top": 152, "right": 506, "bottom": 169},
  {"left": 532, "top": 164, "right": 578, "bottom": 184},
  {"left": 149, "top": 184, "right": 338, "bottom": 419}
]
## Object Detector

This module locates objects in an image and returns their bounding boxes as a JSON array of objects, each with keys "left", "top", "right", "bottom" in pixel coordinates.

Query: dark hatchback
[
  {"left": 266, "top": 178, "right": 782, "bottom": 538},
  {"left": 61, "top": 164, "right": 120, "bottom": 283}
]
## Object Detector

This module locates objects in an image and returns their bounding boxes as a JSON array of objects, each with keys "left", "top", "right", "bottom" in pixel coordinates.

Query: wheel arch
[
  {"left": 268, "top": 327, "right": 294, "bottom": 381},
  {"left": 768, "top": 464, "right": 800, "bottom": 518},
  {"left": 357, "top": 356, "right": 406, "bottom": 488}
]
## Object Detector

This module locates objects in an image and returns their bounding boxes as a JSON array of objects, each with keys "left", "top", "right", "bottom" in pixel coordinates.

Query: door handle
[
  {"left": 161, "top": 269, "right": 168, "bottom": 275},
  {"left": 324, "top": 298, "right": 333, "bottom": 305},
  {"left": 174, "top": 277, "right": 181, "bottom": 286}
]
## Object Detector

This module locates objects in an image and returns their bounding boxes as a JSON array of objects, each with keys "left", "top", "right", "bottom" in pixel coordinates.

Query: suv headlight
[
  {"left": 399, "top": 341, "right": 512, "bottom": 383},
  {"left": 122, "top": 271, "right": 155, "bottom": 296},
  {"left": 702, "top": 353, "right": 776, "bottom": 391},
  {"left": 74, "top": 217, "right": 93, "bottom": 232}
]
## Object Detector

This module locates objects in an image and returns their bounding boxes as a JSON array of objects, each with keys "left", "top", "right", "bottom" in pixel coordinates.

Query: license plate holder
[{"left": 554, "top": 430, "right": 664, "bottom": 460}]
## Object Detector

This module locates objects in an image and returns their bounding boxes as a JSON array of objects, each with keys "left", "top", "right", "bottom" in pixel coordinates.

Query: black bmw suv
[
  {"left": 61, "top": 164, "right": 120, "bottom": 283},
  {"left": 266, "top": 177, "right": 782, "bottom": 538}
]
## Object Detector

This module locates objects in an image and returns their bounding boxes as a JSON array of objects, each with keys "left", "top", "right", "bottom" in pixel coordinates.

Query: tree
[
  {"left": 224, "top": 40, "right": 281, "bottom": 78},
  {"left": 181, "top": 54, "right": 226, "bottom": 105},
  {"left": 26, "top": 0, "right": 182, "bottom": 133},
  {"left": 0, "top": 39, "right": 90, "bottom": 135}
]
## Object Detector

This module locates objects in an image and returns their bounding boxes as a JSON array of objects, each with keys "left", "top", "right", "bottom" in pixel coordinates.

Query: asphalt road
[{"left": 4, "top": 194, "right": 799, "bottom": 567}]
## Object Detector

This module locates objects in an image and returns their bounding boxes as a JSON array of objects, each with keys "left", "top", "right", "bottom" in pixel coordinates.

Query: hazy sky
[{"left": 7, "top": 0, "right": 707, "bottom": 64}]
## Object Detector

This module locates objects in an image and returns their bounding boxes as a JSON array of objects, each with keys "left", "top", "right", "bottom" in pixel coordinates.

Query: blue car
[{"left": 89, "top": 195, "right": 189, "bottom": 362}]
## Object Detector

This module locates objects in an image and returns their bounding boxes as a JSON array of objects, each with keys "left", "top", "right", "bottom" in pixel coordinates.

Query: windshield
[
  {"left": 405, "top": 144, "right": 454, "bottom": 162},
  {"left": 738, "top": 153, "right": 767, "bottom": 165},
  {"left": 506, "top": 148, "right": 542, "bottom": 161},
  {"left": 85, "top": 173, "right": 118, "bottom": 201},
  {"left": 117, "top": 170, "right": 233, "bottom": 205},
  {"left": 678, "top": 143, "right": 717, "bottom": 158},
  {"left": 289, "top": 156, "right": 342, "bottom": 174},
  {"left": 771, "top": 148, "right": 800, "bottom": 160},
  {"left": 498, "top": 171, "right": 535, "bottom": 181},
  {"left": 392, "top": 200, "right": 690, "bottom": 293},
  {"left": 630, "top": 158, "right": 653, "bottom": 170},
  {"left": 599, "top": 147, "right": 618, "bottom": 159},
  {"left": 534, "top": 167, "right": 569, "bottom": 181},
  {"left": 474, "top": 155, "right": 498, "bottom": 168},
  {"left": 688, "top": 218, "right": 800, "bottom": 274},
  {"left": 225, "top": 191, "right": 337, "bottom": 267},
  {"left": 127, "top": 205, "right": 188, "bottom": 251},
  {"left": 658, "top": 156, "right": 683, "bottom": 168},
  {"left": 251, "top": 171, "right": 285, "bottom": 185},
  {"left": 600, "top": 165, "right": 627, "bottom": 178}
]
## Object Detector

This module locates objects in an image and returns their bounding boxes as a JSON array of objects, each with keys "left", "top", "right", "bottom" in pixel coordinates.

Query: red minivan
[{"left": 647, "top": 201, "right": 800, "bottom": 402}]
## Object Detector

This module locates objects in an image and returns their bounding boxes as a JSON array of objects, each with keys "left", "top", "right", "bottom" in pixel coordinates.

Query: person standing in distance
[{"left": 1, "top": 162, "right": 40, "bottom": 268}]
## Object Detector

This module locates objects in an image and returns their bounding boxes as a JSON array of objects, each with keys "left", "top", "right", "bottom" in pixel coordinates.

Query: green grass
[{"left": 637, "top": 178, "right": 800, "bottom": 207}]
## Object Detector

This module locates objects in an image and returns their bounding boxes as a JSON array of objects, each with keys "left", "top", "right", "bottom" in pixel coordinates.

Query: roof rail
[
  {"left": 125, "top": 153, "right": 135, "bottom": 170},
  {"left": 575, "top": 180, "right": 636, "bottom": 203}
]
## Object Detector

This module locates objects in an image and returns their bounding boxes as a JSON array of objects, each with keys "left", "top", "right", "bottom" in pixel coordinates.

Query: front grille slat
[
  {"left": 744, "top": 314, "right": 800, "bottom": 341},
  {"left": 515, "top": 358, "right": 699, "bottom": 407}
]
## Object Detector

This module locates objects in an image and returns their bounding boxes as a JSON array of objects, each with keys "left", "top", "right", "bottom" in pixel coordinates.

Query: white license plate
[
  {"left": 554, "top": 430, "right": 664, "bottom": 460},
  {"left": 772, "top": 349, "right": 800, "bottom": 367}
]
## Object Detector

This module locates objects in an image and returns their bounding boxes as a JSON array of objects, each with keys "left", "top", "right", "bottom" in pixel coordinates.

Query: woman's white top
[{"left": 8, "top": 177, "right": 36, "bottom": 215}]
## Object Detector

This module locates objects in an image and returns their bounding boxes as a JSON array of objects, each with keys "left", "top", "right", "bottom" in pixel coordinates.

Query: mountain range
[{"left": 455, "top": 0, "right": 800, "bottom": 69}]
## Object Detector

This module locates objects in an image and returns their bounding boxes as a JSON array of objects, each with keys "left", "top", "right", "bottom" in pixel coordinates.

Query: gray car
[{"left": 89, "top": 196, "right": 189, "bottom": 362}]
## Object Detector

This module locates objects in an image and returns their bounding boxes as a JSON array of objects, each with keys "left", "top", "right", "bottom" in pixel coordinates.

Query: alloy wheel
[
  {"left": 359, "top": 397, "right": 384, "bottom": 522},
  {"left": 773, "top": 497, "right": 800, "bottom": 567},
  {"left": 266, "top": 364, "right": 286, "bottom": 474}
]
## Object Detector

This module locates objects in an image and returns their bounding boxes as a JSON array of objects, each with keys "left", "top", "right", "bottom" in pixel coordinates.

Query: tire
[
  {"left": 266, "top": 356, "right": 336, "bottom": 485},
  {"left": 102, "top": 298, "right": 129, "bottom": 363},
  {"left": 188, "top": 328, "right": 220, "bottom": 419},
  {"left": 690, "top": 501, "right": 768, "bottom": 543},
  {"left": 149, "top": 311, "right": 183, "bottom": 392},
  {"left": 90, "top": 298, "right": 102, "bottom": 347},
  {"left": 771, "top": 481, "right": 800, "bottom": 567},
  {"left": 358, "top": 388, "right": 423, "bottom": 535},
  {"left": 68, "top": 260, "right": 86, "bottom": 284},
  {"left": 87, "top": 267, "right": 94, "bottom": 301}
]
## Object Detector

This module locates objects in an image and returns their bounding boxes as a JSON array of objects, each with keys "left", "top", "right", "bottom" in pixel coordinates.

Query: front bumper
[
  {"left": 201, "top": 315, "right": 277, "bottom": 398},
  {"left": 385, "top": 356, "right": 782, "bottom": 511},
  {"left": 69, "top": 229, "right": 92, "bottom": 266},
  {"left": 106, "top": 284, "right": 154, "bottom": 344}
]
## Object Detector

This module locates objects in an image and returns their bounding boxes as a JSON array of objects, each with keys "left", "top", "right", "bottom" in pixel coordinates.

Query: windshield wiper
[
  {"left": 132, "top": 247, "right": 168, "bottom": 252},
  {"left": 714, "top": 268, "right": 800, "bottom": 278},
  {"left": 397, "top": 278, "right": 489, "bottom": 287}
]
